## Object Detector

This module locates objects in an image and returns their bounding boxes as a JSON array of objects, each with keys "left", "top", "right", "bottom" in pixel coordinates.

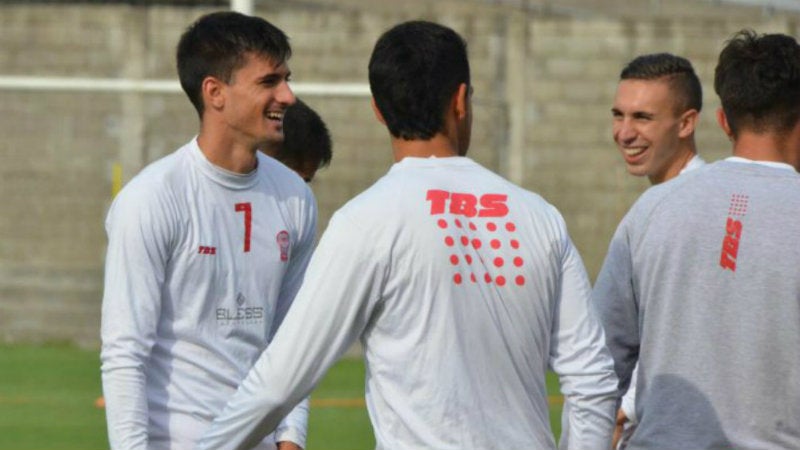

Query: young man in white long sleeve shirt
[
  {"left": 198, "top": 20, "right": 617, "bottom": 450},
  {"left": 607, "top": 52, "right": 705, "bottom": 449},
  {"left": 100, "top": 12, "right": 314, "bottom": 450}
]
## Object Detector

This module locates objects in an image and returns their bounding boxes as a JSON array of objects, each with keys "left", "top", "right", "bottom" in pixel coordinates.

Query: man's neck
[
  {"left": 391, "top": 134, "right": 461, "bottom": 162},
  {"left": 648, "top": 144, "right": 697, "bottom": 185},
  {"left": 732, "top": 128, "right": 800, "bottom": 171},
  {"left": 197, "top": 129, "right": 260, "bottom": 174}
]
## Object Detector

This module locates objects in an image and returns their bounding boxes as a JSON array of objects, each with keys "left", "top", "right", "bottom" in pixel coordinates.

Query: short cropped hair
[
  {"left": 714, "top": 29, "right": 800, "bottom": 137},
  {"left": 276, "top": 98, "right": 332, "bottom": 172},
  {"left": 176, "top": 11, "right": 291, "bottom": 117},
  {"left": 368, "top": 21, "right": 470, "bottom": 140},
  {"left": 620, "top": 53, "right": 703, "bottom": 114}
]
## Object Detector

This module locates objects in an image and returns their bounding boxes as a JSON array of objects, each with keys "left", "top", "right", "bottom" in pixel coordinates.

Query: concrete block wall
[{"left": 0, "top": 1, "right": 797, "bottom": 346}]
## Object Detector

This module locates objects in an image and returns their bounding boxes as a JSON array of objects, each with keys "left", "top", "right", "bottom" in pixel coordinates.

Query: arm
[
  {"left": 619, "top": 366, "right": 638, "bottom": 423},
  {"left": 197, "top": 212, "right": 384, "bottom": 450},
  {"left": 548, "top": 216, "right": 618, "bottom": 450},
  {"left": 271, "top": 190, "right": 318, "bottom": 448},
  {"left": 612, "top": 367, "right": 638, "bottom": 450},
  {"left": 592, "top": 221, "right": 640, "bottom": 396},
  {"left": 100, "top": 189, "right": 171, "bottom": 449}
]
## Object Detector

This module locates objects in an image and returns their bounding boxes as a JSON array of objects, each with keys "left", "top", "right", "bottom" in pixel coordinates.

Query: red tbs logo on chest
[
  {"left": 719, "top": 193, "right": 748, "bottom": 272},
  {"left": 427, "top": 189, "right": 527, "bottom": 288}
]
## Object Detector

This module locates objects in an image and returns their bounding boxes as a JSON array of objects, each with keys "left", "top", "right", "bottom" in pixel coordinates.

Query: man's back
[
  {"left": 213, "top": 156, "right": 614, "bottom": 449},
  {"left": 595, "top": 160, "right": 800, "bottom": 449}
]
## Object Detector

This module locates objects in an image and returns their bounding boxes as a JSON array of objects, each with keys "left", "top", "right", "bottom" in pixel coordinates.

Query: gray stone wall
[{"left": 0, "top": 1, "right": 797, "bottom": 346}]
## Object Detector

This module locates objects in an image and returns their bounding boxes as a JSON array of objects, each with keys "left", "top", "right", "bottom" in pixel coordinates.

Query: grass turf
[{"left": 0, "top": 344, "right": 563, "bottom": 449}]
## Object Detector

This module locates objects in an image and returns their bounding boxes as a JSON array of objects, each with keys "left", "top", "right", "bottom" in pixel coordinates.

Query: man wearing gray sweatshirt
[{"left": 593, "top": 30, "right": 800, "bottom": 449}]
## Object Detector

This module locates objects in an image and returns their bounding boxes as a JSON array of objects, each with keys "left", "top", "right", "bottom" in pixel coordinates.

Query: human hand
[
  {"left": 277, "top": 441, "right": 303, "bottom": 450},
  {"left": 611, "top": 408, "right": 628, "bottom": 449}
]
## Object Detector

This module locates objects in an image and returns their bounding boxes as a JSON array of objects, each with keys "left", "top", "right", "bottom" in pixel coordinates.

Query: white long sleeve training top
[
  {"left": 198, "top": 156, "right": 617, "bottom": 450},
  {"left": 101, "top": 139, "right": 317, "bottom": 450}
]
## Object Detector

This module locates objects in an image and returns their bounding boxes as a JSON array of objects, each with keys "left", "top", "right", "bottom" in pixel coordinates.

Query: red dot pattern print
[
  {"left": 435, "top": 216, "right": 526, "bottom": 288},
  {"left": 728, "top": 194, "right": 749, "bottom": 217}
]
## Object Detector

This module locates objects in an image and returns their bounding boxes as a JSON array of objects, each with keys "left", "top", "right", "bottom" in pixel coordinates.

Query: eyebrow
[
  {"left": 611, "top": 107, "right": 655, "bottom": 119},
  {"left": 257, "top": 70, "right": 291, "bottom": 84}
]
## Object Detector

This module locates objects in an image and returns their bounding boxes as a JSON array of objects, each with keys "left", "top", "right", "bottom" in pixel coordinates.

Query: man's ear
[
  {"left": 716, "top": 107, "right": 733, "bottom": 138},
  {"left": 371, "top": 97, "right": 386, "bottom": 125},
  {"left": 453, "top": 83, "right": 469, "bottom": 120},
  {"left": 202, "top": 76, "right": 226, "bottom": 111},
  {"left": 678, "top": 108, "right": 699, "bottom": 139}
]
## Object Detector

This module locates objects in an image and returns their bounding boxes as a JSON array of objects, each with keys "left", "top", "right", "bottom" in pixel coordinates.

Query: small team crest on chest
[{"left": 276, "top": 230, "right": 290, "bottom": 262}]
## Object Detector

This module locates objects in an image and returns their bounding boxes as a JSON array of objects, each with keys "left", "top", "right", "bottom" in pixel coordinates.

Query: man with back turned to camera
[
  {"left": 594, "top": 30, "right": 800, "bottom": 449},
  {"left": 198, "top": 19, "right": 618, "bottom": 450},
  {"left": 100, "top": 12, "right": 315, "bottom": 450}
]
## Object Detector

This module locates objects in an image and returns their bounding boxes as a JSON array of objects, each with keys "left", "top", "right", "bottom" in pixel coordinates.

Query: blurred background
[{"left": 1, "top": 0, "right": 799, "bottom": 356}]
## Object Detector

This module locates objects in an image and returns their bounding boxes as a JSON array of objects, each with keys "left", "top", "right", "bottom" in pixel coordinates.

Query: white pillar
[
  {"left": 231, "top": 0, "right": 254, "bottom": 15},
  {"left": 506, "top": 14, "right": 528, "bottom": 186}
]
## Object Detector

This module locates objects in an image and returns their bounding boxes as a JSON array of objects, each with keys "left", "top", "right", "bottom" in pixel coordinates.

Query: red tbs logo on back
[
  {"left": 426, "top": 189, "right": 526, "bottom": 287},
  {"left": 719, "top": 193, "right": 748, "bottom": 272}
]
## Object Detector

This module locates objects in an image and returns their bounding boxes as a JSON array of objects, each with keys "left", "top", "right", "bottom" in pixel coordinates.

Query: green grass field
[{"left": 0, "top": 344, "right": 562, "bottom": 449}]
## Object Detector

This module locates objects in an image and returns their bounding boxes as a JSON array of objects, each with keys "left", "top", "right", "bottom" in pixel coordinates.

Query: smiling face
[
  {"left": 221, "top": 52, "right": 295, "bottom": 149},
  {"left": 612, "top": 78, "right": 693, "bottom": 184}
]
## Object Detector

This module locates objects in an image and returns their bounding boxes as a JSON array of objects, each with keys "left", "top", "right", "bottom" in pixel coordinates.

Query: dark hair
[
  {"left": 714, "top": 29, "right": 800, "bottom": 137},
  {"left": 368, "top": 21, "right": 470, "bottom": 140},
  {"left": 620, "top": 53, "right": 703, "bottom": 114},
  {"left": 176, "top": 11, "right": 291, "bottom": 117},
  {"left": 276, "top": 98, "right": 333, "bottom": 171}
]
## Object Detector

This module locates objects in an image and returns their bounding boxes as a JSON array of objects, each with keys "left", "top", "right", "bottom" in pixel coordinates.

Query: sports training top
[
  {"left": 101, "top": 138, "right": 317, "bottom": 450},
  {"left": 198, "top": 156, "right": 617, "bottom": 450},
  {"left": 594, "top": 158, "right": 800, "bottom": 449},
  {"left": 619, "top": 153, "right": 706, "bottom": 425}
]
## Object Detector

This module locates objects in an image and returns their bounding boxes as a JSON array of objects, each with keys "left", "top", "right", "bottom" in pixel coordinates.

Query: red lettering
[
  {"left": 450, "top": 193, "right": 478, "bottom": 217},
  {"left": 725, "top": 217, "right": 742, "bottom": 239},
  {"left": 719, "top": 217, "right": 743, "bottom": 272},
  {"left": 720, "top": 250, "right": 737, "bottom": 271},
  {"left": 722, "top": 235, "right": 738, "bottom": 255},
  {"left": 426, "top": 190, "right": 510, "bottom": 218},
  {"left": 479, "top": 194, "right": 509, "bottom": 217},
  {"left": 426, "top": 190, "right": 449, "bottom": 215}
]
